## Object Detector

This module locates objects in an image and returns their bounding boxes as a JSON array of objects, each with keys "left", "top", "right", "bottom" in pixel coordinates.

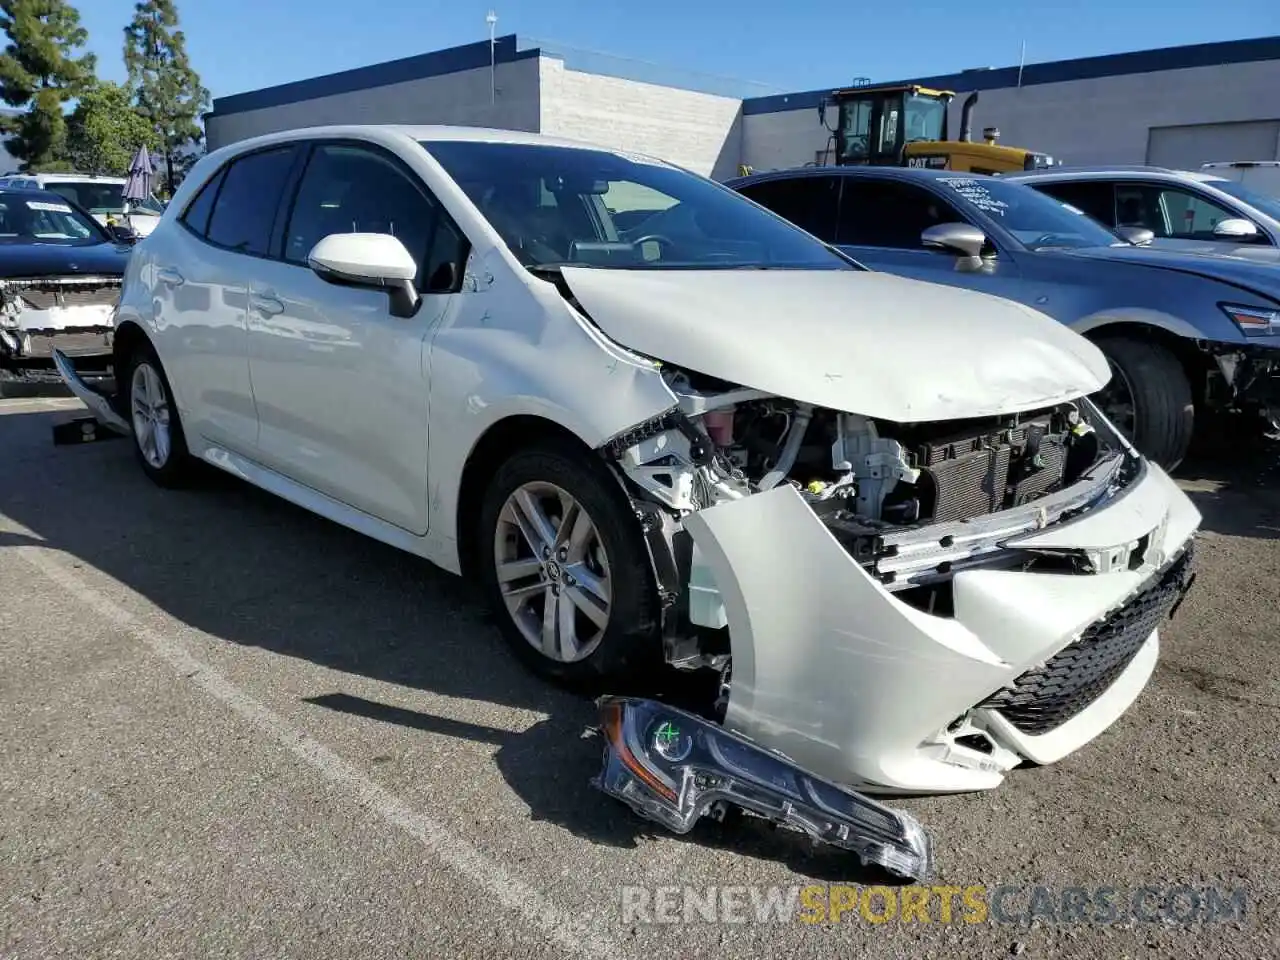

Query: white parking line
[{"left": 9, "top": 530, "right": 622, "bottom": 959}]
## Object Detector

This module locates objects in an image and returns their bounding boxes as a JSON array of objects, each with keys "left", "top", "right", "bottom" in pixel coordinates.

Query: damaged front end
[
  {"left": 0, "top": 277, "right": 118, "bottom": 394},
  {"left": 594, "top": 364, "right": 1202, "bottom": 796},
  {"left": 594, "top": 696, "right": 933, "bottom": 881}
]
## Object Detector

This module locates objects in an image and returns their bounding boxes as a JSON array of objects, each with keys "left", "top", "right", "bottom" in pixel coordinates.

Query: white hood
[{"left": 560, "top": 267, "right": 1110, "bottom": 422}]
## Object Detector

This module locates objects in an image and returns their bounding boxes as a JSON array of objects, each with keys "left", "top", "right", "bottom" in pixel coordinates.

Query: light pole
[{"left": 486, "top": 10, "right": 498, "bottom": 106}]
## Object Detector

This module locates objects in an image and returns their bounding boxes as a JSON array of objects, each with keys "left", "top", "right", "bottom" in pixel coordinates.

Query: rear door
[
  {"left": 155, "top": 144, "right": 300, "bottom": 453},
  {"left": 735, "top": 175, "right": 841, "bottom": 242}
]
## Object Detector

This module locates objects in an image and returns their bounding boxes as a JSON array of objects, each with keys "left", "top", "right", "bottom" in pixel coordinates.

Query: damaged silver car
[{"left": 55, "top": 126, "right": 1202, "bottom": 805}]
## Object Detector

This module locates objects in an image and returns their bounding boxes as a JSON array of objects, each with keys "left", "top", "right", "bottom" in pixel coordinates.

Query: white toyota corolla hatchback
[{"left": 59, "top": 125, "right": 1201, "bottom": 795}]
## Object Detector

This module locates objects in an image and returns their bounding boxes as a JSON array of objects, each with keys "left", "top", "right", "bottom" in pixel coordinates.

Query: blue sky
[{"left": 80, "top": 0, "right": 1279, "bottom": 103}]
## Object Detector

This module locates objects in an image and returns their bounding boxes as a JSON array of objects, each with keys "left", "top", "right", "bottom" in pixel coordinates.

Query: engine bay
[{"left": 601, "top": 363, "right": 1137, "bottom": 655}]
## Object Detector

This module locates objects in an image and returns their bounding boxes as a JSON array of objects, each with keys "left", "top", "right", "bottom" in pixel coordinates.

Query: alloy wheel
[
  {"left": 130, "top": 361, "right": 172, "bottom": 469},
  {"left": 492, "top": 481, "right": 612, "bottom": 663}
]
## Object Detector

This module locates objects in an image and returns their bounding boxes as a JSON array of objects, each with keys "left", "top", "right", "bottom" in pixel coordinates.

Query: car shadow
[
  {"left": 1176, "top": 429, "right": 1280, "bottom": 539},
  {"left": 302, "top": 691, "right": 907, "bottom": 884},
  {"left": 0, "top": 407, "right": 905, "bottom": 883}
]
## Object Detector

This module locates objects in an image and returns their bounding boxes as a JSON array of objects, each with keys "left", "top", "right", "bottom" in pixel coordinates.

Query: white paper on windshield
[
  {"left": 937, "top": 178, "right": 1010, "bottom": 217},
  {"left": 26, "top": 200, "right": 73, "bottom": 213}
]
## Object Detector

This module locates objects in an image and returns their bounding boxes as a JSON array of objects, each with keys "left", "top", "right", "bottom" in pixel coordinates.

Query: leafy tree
[
  {"left": 0, "top": 0, "right": 97, "bottom": 171},
  {"left": 66, "top": 80, "right": 159, "bottom": 176},
  {"left": 123, "top": 0, "right": 208, "bottom": 192}
]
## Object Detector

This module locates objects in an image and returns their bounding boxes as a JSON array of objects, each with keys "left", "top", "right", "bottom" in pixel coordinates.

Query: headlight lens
[{"left": 1221, "top": 302, "right": 1280, "bottom": 337}]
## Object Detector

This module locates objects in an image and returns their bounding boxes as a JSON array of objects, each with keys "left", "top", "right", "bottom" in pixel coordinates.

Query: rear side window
[
  {"left": 180, "top": 168, "right": 225, "bottom": 237},
  {"left": 1035, "top": 181, "right": 1116, "bottom": 226},
  {"left": 738, "top": 177, "right": 840, "bottom": 242},
  {"left": 205, "top": 147, "right": 296, "bottom": 255}
]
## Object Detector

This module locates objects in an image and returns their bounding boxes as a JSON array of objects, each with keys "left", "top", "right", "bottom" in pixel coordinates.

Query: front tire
[
  {"left": 124, "top": 341, "right": 195, "bottom": 487},
  {"left": 1092, "top": 335, "right": 1194, "bottom": 472},
  {"left": 476, "top": 441, "right": 661, "bottom": 688}
]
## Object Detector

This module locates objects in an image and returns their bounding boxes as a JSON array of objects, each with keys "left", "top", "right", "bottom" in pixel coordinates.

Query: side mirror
[
  {"left": 108, "top": 223, "right": 139, "bottom": 244},
  {"left": 921, "top": 222, "right": 988, "bottom": 259},
  {"left": 1116, "top": 225, "right": 1154, "bottom": 246},
  {"left": 1213, "top": 217, "right": 1259, "bottom": 240},
  {"left": 308, "top": 232, "right": 421, "bottom": 317}
]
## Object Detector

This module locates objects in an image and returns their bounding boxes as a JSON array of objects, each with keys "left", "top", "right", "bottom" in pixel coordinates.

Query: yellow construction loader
[{"left": 817, "top": 82, "right": 1059, "bottom": 174}]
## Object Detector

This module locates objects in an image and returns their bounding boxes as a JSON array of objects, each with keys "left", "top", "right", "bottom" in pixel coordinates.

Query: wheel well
[
  {"left": 454, "top": 416, "right": 596, "bottom": 580},
  {"left": 1086, "top": 322, "right": 1213, "bottom": 401},
  {"left": 113, "top": 320, "right": 148, "bottom": 373}
]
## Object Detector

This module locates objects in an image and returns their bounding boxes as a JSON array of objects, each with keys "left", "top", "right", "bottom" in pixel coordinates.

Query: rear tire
[
  {"left": 476, "top": 440, "right": 661, "bottom": 689},
  {"left": 124, "top": 340, "right": 196, "bottom": 488},
  {"left": 1092, "top": 335, "right": 1194, "bottom": 472}
]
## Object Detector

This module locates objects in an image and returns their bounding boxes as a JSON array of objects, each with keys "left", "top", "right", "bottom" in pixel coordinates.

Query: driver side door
[{"left": 832, "top": 177, "right": 1027, "bottom": 299}]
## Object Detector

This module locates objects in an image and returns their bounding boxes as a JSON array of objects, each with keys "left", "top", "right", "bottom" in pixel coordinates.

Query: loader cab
[
  {"left": 823, "top": 83, "right": 952, "bottom": 167},
  {"left": 819, "top": 83, "right": 1061, "bottom": 174}
]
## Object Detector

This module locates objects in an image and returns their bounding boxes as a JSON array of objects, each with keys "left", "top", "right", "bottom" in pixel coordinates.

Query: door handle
[
  {"left": 156, "top": 266, "right": 184, "bottom": 287},
  {"left": 250, "top": 291, "right": 284, "bottom": 317}
]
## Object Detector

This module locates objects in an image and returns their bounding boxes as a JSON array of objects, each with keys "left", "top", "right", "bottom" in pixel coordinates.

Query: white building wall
[
  {"left": 741, "top": 106, "right": 830, "bottom": 174},
  {"left": 740, "top": 59, "right": 1280, "bottom": 172},
  {"left": 537, "top": 57, "right": 743, "bottom": 179},
  {"left": 206, "top": 59, "right": 542, "bottom": 150}
]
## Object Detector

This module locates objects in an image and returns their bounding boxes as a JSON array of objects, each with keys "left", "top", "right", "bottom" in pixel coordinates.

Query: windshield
[
  {"left": 421, "top": 140, "right": 853, "bottom": 271},
  {"left": 936, "top": 176, "right": 1122, "bottom": 250},
  {"left": 905, "top": 94, "right": 946, "bottom": 142},
  {"left": 44, "top": 181, "right": 164, "bottom": 216},
  {"left": 0, "top": 193, "right": 106, "bottom": 244},
  {"left": 1208, "top": 180, "right": 1280, "bottom": 223}
]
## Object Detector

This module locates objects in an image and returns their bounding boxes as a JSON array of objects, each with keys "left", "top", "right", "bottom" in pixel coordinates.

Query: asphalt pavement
[{"left": 1, "top": 397, "right": 1277, "bottom": 959}]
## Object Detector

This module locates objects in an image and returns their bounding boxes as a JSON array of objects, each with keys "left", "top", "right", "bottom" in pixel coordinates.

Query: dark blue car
[{"left": 724, "top": 166, "right": 1280, "bottom": 469}]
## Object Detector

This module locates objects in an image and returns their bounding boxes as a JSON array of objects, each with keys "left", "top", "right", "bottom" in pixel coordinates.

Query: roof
[
  {"left": 1005, "top": 165, "right": 1230, "bottom": 183},
  {"left": 199, "top": 123, "right": 670, "bottom": 164},
  {"left": 726, "top": 165, "right": 995, "bottom": 188},
  {"left": 206, "top": 33, "right": 1280, "bottom": 121},
  {"left": 743, "top": 35, "right": 1280, "bottom": 116}
]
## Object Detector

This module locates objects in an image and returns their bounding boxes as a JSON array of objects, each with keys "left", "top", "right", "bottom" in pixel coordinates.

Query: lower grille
[
  {"left": 3, "top": 277, "right": 121, "bottom": 311},
  {"left": 980, "top": 543, "right": 1196, "bottom": 735}
]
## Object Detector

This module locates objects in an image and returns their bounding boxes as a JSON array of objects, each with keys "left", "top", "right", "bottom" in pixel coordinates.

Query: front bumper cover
[{"left": 682, "top": 459, "right": 1201, "bottom": 795}]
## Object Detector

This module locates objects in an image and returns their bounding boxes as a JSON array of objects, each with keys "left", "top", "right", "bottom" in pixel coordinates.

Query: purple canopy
[{"left": 123, "top": 145, "right": 154, "bottom": 204}]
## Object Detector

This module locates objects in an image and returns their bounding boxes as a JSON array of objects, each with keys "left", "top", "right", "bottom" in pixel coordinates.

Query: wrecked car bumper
[
  {"left": 1, "top": 300, "right": 115, "bottom": 395},
  {"left": 682, "top": 461, "right": 1201, "bottom": 796}
]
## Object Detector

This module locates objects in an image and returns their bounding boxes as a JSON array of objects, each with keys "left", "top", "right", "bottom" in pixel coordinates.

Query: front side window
[
  {"left": 935, "top": 177, "right": 1122, "bottom": 250},
  {"left": 837, "top": 179, "right": 964, "bottom": 248},
  {"left": 838, "top": 99, "right": 874, "bottom": 162},
  {"left": 283, "top": 143, "right": 464, "bottom": 291},
  {"left": 0, "top": 193, "right": 105, "bottom": 244},
  {"left": 1115, "top": 184, "right": 1237, "bottom": 241},
  {"left": 904, "top": 95, "right": 946, "bottom": 143},
  {"left": 205, "top": 146, "right": 297, "bottom": 256},
  {"left": 422, "top": 140, "right": 852, "bottom": 272}
]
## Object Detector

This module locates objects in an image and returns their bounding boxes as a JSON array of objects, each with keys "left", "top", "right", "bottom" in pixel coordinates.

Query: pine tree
[
  {"left": 123, "top": 0, "right": 209, "bottom": 193},
  {"left": 0, "top": 0, "right": 97, "bottom": 171}
]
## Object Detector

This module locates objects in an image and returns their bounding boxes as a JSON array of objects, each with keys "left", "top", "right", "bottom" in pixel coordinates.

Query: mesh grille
[{"left": 980, "top": 544, "right": 1196, "bottom": 735}]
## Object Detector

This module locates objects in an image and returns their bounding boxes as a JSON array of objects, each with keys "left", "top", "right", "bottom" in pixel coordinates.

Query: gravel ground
[{"left": 1, "top": 397, "right": 1277, "bottom": 960}]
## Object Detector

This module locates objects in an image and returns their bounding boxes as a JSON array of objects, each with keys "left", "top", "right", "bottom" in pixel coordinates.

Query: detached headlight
[
  {"left": 593, "top": 696, "right": 934, "bottom": 881},
  {"left": 1221, "top": 303, "right": 1280, "bottom": 337}
]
